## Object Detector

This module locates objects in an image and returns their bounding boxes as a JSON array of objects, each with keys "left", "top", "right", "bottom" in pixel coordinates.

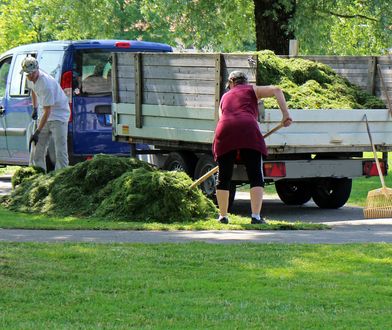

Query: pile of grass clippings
[
  {"left": 2, "top": 155, "right": 217, "bottom": 223},
  {"left": 11, "top": 166, "right": 45, "bottom": 188},
  {"left": 257, "top": 50, "right": 386, "bottom": 110}
]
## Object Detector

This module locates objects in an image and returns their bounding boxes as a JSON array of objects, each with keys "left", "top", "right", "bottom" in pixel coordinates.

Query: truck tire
[
  {"left": 163, "top": 152, "right": 197, "bottom": 178},
  {"left": 194, "top": 155, "right": 217, "bottom": 200},
  {"left": 275, "top": 179, "right": 312, "bottom": 205},
  {"left": 311, "top": 178, "right": 352, "bottom": 209},
  {"left": 194, "top": 154, "right": 236, "bottom": 211}
]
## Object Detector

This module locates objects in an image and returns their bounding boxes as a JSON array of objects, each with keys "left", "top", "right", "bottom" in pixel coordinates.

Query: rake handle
[
  {"left": 190, "top": 122, "right": 285, "bottom": 189},
  {"left": 364, "top": 114, "right": 386, "bottom": 189}
]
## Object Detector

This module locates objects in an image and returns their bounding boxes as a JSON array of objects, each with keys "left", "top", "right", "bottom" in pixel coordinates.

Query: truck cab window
[
  {"left": 38, "top": 50, "right": 64, "bottom": 80},
  {"left": 75, "top": 51, "right": 112, "bottom": 96},
  {"left": 0, "top": 57, "right": 12, "bottom": 98},
  {"left": 10, "top": 54, "right": 36, "bottom": 97}
]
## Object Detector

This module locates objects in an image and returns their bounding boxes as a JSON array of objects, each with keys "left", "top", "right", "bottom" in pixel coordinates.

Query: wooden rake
[
  {"left": 190, "top": 122, "right": 284, "bottom": 189},
  {"left": 363, "top": 115, "right": 392, "bottom": 219}
]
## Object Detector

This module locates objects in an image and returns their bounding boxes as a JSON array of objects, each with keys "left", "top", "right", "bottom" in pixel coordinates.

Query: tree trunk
[{"left": 253, "top": 0, "right": 295, "bottom": 55}]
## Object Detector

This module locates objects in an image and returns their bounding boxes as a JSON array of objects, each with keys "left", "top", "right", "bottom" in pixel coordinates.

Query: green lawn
[
  {"left": 0, "top": 206, "right": 327, "bottom": 230},
  {"left": 1, "top": 242, "right": 391, "bottom": 329},
  {"left": 349, "top": 152, "right": 392, "bottom": 206}
]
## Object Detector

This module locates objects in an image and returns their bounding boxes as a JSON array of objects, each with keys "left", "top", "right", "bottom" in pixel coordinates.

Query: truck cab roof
[{"left": 1, "top": 39, "right": 172, "bottom": 57}]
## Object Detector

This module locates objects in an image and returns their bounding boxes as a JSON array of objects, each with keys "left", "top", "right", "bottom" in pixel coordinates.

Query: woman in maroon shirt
[{"left": 213, "top": 71, "right": 292, "bottom": 224}]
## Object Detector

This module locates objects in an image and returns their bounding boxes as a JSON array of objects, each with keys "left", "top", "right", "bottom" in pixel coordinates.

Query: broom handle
[
  {"left": 364, "top": 115, "right": 386, "bottom": 189},
  {"left": 378, "top": 64, "right": 392, "bottom": 117},
  {"left": 190, "top": 122, "right": 285, "bottom": 189}
]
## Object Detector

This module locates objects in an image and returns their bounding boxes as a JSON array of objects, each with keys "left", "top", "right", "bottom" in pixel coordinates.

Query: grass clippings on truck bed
[{"left": 257, "top": 50, "right": 385, "bottom": 110}]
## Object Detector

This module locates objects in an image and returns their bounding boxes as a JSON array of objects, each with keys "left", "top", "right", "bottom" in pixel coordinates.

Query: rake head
[{"left": 363, "top": 187, "right": 392, "bottom": 219}]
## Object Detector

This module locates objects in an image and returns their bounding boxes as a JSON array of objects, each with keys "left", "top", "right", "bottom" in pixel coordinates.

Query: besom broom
[{"left": 363, "top": 115, "right": 392, "bottom": 219}]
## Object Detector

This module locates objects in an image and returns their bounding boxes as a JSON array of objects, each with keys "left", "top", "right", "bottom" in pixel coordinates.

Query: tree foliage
[
  {"left": 293, "top": 0, "right": 392, "bottom": 55},
  {"left": 253, "top": 0, "right": 295, "bottom": 55},
  {"left": 0, "top": 0, "right": 391, "bottom": 55},
  {"left": 0, "top": 0, "right": 255, "bottom": 53}
]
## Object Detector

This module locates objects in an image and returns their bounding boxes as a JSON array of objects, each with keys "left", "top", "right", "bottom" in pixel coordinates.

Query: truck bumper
[{"left": 232, "top": 159, "right": 371, "bottom": 181}]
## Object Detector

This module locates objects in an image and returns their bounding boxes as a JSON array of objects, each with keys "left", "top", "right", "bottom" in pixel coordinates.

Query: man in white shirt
[{"left": 21, "top": 56, "right": 70, "bottom": 171}]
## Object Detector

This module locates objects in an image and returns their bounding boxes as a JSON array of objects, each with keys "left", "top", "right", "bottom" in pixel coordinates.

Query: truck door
[
  {"left": 71, "top": 50, "right": 130, "bottom": 155},
  {"left": 5, "top": 51, "right": 64, "bottom": 165},
  {"left": 0, "top": 56, "right": 12, "bottom": 159},
  {"left": 5, "top": 54, "right": 32, "bottom": 164}
]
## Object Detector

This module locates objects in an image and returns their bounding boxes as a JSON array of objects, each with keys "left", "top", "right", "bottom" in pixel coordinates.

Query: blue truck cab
[{"left": 0, "top": 39, "right": 172, "bottom": 166}]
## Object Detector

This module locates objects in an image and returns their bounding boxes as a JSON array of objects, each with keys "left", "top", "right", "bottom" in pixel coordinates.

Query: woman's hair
[{"left": 227, "top": 70, "right": 248, "bottom": 87}]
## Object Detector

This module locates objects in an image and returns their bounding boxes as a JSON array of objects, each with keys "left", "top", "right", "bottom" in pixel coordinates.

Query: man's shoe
[
  {"left": 219, "top": 217, "right": 229, "bottom": 224},
  {"left": 251, "top": 217, "right": 267, "bottom": 225}
]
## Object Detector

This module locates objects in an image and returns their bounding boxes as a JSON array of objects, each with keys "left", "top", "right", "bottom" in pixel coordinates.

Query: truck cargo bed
[{"left": 112, "top": 52, "right": 392, "bottom": 154}]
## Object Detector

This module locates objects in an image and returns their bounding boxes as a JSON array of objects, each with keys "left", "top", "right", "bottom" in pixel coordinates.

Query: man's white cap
[{"left": 20, "top": 56, "right": 39, "bottom": 74}]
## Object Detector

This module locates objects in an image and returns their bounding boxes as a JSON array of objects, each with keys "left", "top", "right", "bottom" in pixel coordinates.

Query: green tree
[
  {"left": 253, "top": 0, "right": 295, "bottom": 55},
  {"left": 0, "top": 0, "right": 43, "bottom": 51},
  {"left": 0, "top": 0, "right": 391, "bottom": 55},
  {"left": 120, "top": 0, "right": 256, "bottom": 51},
  {"left": 0, "top": 0, "right": 256, "bottom": 53},
  {"left": 293, "top": 0, "right": 392, "bottom": 55}
]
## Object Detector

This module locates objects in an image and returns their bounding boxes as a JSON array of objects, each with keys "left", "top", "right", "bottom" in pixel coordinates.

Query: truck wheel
[
  {"left": 194, "top": 155, "right": 217, "bottom": 200},
  {"left": 163, "top": 152, "right": 197, "bottom": 177},
  {"left": 275, "top": 179, "right": 312, "bottom": 205},
  {"left": 194, "top": 155, "right": 236, "bottom": 211},
  {"left": 311, "top": 178, "right": 352, "bottom": 209}
]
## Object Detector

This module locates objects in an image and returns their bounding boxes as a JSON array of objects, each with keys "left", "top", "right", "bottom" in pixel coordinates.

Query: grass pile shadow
[
  {"left": 2, "top": 155, "right": 217, "bottom": 223},
  {"left": 257, "top": 50, "right": 386, "bottom": 110}
]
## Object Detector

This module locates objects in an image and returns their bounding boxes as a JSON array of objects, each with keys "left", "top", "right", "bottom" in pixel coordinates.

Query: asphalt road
[
  {"left": 1, "top": 175, "right": 392, "bottom": 244},
  {"left": 233, "top": 192, "right": 364, "bottom": 223}
]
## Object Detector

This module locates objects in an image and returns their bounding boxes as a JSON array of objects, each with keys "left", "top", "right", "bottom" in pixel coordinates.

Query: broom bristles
[{"left": 363, "top": 187, "right": 392, "bottom": 219}]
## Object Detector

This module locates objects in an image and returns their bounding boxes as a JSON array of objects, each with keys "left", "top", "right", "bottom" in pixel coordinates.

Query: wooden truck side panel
[
  {"left": 112, "top": 52, "right": 258, "bottom": 149},
  {"left": 112, "top": 52, "right": 392, "bottom": 154}
]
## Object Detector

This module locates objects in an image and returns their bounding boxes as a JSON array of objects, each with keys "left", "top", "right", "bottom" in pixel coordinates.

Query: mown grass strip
[
  {"left": 1, "top": 242, "right": 391, "bottom": 329},
  {"left": 0, "top": 206, "right": 327, "bottom": 230}
]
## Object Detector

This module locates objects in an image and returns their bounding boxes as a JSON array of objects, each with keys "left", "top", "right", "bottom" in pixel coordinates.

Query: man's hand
[
  {"left": 31, "top": 107, "right": 38, "bottom": 120},
  {"left": 29, "top": 129, "right": 40, "bottom": 146}
]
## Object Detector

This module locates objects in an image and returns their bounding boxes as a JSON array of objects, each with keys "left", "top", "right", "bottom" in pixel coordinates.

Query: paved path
[
  {"left": 1, "top": 175, "right": 392, "bottom": 244},
  {"left": 0, "top": 174, "right": 11, "bottom": 195},
  {"left": 1, "top": 219, "right": 392, "bottom": 244}
]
